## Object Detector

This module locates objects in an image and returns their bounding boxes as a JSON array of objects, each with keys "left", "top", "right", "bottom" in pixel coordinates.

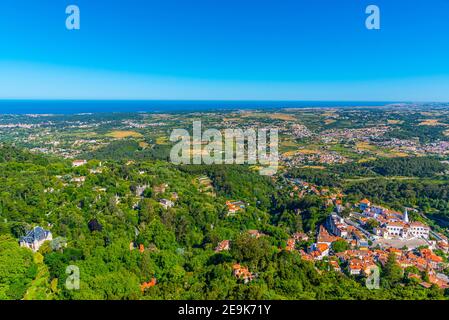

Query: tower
[{"left": 404, "top": 209, "right": 409, "bottom": 223}]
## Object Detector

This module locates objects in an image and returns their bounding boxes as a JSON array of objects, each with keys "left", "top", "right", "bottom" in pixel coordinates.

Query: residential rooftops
[{"left": 19, "top": 226, "right": 51, "bottom": 244}]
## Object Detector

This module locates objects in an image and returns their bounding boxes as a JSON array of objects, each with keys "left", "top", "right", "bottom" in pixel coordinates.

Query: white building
[
  {"left": 380, "top": 212, "right": 429, "bottom": 240},
  {"left": 408, "top": 222, "right": 430, "bottom": 239},
  {"left": 71, "top": 176, "right": 86, "bottom": 183},
  {"left": 159, "top": 199, "right": 175, "bottom": 209},
  {"left": 327, "top": 214, "right": 349, "bottom": 238},
  {"left": 385, "top": 221, "right": 405, "bottom": 237},
  {"left": 72, "top": 160, "right": 87, "bottom": 167},
  {"left": 19, "top": 226, "right": 53, "bottom": 252}
]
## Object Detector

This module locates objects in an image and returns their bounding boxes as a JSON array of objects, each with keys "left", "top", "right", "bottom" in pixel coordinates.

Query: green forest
[{"left": 1, "top": 145, "right": 448, "bottom": 300}]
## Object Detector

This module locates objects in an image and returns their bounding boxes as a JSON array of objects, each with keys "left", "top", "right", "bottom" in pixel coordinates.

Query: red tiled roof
[
  {"left": 317, "top": 243, "right": 329, "bottom": 253},
  {"left": 141, "top": 278, "right": 157, "bottom": 292}
]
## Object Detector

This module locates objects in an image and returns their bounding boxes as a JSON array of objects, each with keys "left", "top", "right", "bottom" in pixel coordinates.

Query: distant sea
[{"left": 0, "top": 100, "right": 397, "bottom": 115}]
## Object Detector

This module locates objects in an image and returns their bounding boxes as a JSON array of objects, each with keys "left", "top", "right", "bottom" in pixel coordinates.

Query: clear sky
[{"left": 0, "top": 0, "right": 448, "bottom": 101}]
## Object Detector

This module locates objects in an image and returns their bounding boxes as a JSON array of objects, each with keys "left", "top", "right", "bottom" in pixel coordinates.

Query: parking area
[{"left": 372, "top": 238, "right": 429, "bottom": 250}]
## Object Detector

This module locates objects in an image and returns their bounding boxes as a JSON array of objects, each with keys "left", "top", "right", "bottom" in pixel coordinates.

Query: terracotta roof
[
  {"left": 215, "top": 240, "right": 230, "bottom": 252},
  {"left": 317, "top": 243, "right": 329, "bottom": 252},
  {"left": 141, "top": 278, "right": 157, "bottom": 292},
  {"left": 317, "top": 225, "right": 338, "bottom": 243},
  {"left": 428, "top": 254, "right": 443, "bottom": 263},
  {"left": 420, "top": 282, "right": 432, "bottom": 289},
  {"left": 387, "top": 221, "right": 405, "bottom": 227},
  {"left": 410, "top": 222, "right": 428, "bottom": 228},
  {"left": 286, "top": 239, "right": 296, "bottom": 251}
]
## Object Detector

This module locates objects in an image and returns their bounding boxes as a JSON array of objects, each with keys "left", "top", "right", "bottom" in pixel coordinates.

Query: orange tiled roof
[
  {"left": 387, "top": 221, "right": 405, "bottom": 227},
  {"left": 317, "top": 243, "right": 329, "bottom": 253},
  {"left": 215, "top": 240, "right": 230, "bottom": 252},
  {"left": 317, "top": 225, "right": 338, "bottom": 243},
  {"left": 232, "top": 264, "right": 254, "bottom": 281},
  {"left": 438, "top": 241, "right": 449, "bottom": 249},
  {"left": 428, "top": 254, "right": 443, "bottom": 263},
  {"left": 410, "top": 221, "right": 428, "bottom": 228},
  {"left": 416, "top": 257, "right": 427, "bottom": 266},
  {"left": 286, "top": 239, "right": 296, "bottom": 251},
  {"left": 141, "top": 278, "right": 157, "bottom": 292}
]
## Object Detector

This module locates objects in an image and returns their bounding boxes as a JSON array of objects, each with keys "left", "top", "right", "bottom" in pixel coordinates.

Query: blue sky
[{"left": 0, "top": 0, "right": 448, "bottom": 101}]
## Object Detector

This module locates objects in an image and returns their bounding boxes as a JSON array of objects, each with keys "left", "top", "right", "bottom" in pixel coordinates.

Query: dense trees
[
  {"left": 287, "top": 168, "right": 341, "bottom": 187},
  {"left": 0, "top": 145, "right": 447, "bottom": 300},
  {"left": 180, "top": 165, "right": 274, "bottom": 208},
  {"left": 0, "top": 145, "right": 50, "bottom": 166},
  {"left": 0, "top": 235, "right": 37, "bottom": 300},
  {"left": 367, "top": 157, "right": 447, "bottom": 178},
  {"left": 271, "top": 194, "right": 329, "bottom": 233},
  {"left": 289, "top": 156, "right": 448, "bottom": 184},
  {"left": 86, "top": 140, "right": 171, "bottom": 162},
  {"left": 331, "top": 239, "right": 350, "bottom": 253},
  {"left": 382, "top": 253, "right": 404, "bottom": 288}
]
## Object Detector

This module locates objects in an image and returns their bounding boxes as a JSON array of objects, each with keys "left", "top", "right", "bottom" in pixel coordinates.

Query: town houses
[
  {"left": 320, "top": 126, "right": 391, "bottom": 144},
  {"left": 327, "top": 214, "right": 350, "bottom": 238},
  {"left": 326, "top": 213, "right": 369, "bottom": 247},
  {"left": 357, "top": 201, "right": 431, "bottom": 240},
  {"left": 301, "top": 237, "right": 449, "bottom": 288},
  {"left": 306, "top": 226, "right": 337, "bottom": 260},
  {"left": 232, "top": 264, "right": 255, "bottom": 284},
  {"left": 71, "top": 176, "right": 86, "bottom": 184},
  {"left": 140, "top": 278, "right": 157, "bottom": 292},
  {"left": 215, "top": 240, "right": 230, "bottom": 253},
  {"left": 225, "top": 200, "right": 246, "bottom": 214},
  {"left": 159, "top": 198, "right": 175, "bottom": 209},
  {"left": 286, "top": 232, "right": 309, "bottom": 252},
  {"left": 377, "top": 220, "right": 430, "bottom": 240},
  {"left": 281, "top": 149, "right": 348, "bottom": 168},
  {"left": 72, "top": 159, "right": 87, "bottom": 167},
  {"left": 293, "top": 198, "right": 449, "bottom": 289},
  {"left": 248, "top": 229, "right": 264, "bottom": 239}
]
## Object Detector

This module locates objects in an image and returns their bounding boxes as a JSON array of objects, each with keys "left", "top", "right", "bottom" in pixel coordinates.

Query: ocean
[{"left": 0, "top": 100, "right": 396, "bottom": 114}]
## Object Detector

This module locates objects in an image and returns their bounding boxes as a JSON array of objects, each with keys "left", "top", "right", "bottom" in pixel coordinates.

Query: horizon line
[{"left": 0, "top": 99, "right": 440, "bottom": 103}]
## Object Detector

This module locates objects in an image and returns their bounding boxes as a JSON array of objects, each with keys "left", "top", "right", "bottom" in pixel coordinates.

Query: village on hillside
[
  {"left": 293, "top": 196, "right": 449, "bottom": 289},
  {"left": 16, "top": 155, "right": 449, "bottom": 291}
]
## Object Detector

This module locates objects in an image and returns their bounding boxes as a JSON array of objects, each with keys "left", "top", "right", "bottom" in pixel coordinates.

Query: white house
[
  {"left": 159, "top": 199, "right": 175, "bottom": 209},
  {"left": 19, "top": 226, "right": 53, "bottom": 252},
  {"left": 385, "top": 221, "right": 405, "bottom": 237},
  {"left": 72, "top": 160, "right": 87, "bottom": 167},
  {"left": 383, "top": 216, "right": 429, "bottom": 240},
  {"left": 327, "top": 214, "right": 349, "bottom": 238},
  {"left": 408, "top": 222, "right": 430, "bottom": 239}
]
